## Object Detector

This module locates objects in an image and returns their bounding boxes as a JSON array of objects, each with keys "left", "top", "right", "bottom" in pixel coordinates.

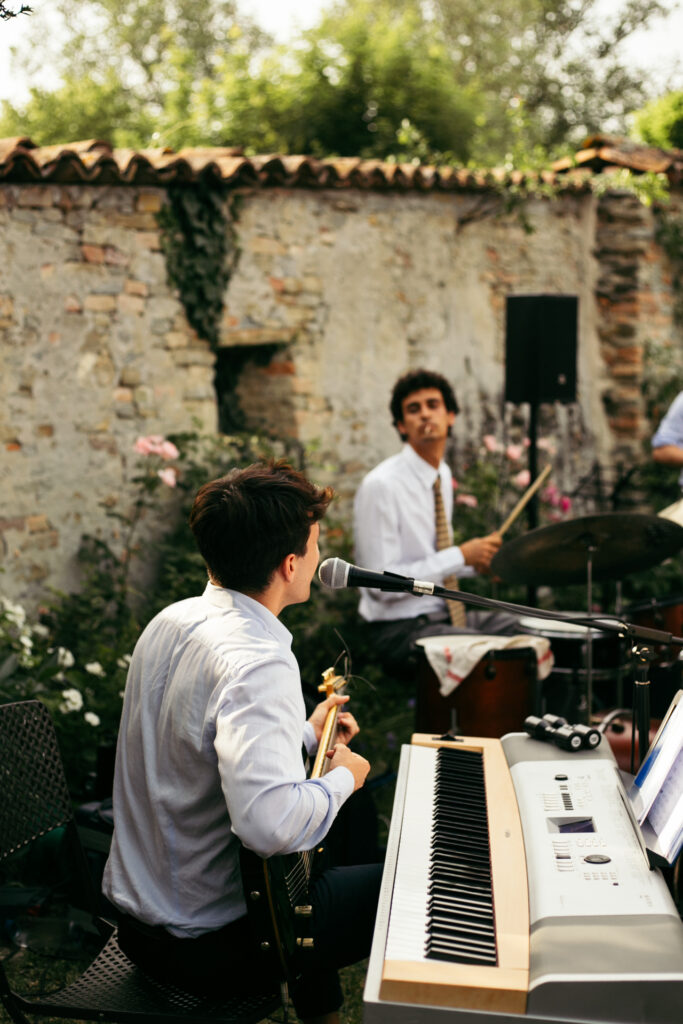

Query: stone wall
[
  {"left": 596, "top": 189, "right": 683, "bottom": 481},
  {"left": 226, "top": 188, "right": 610, "bottom": 512},
  {"left": 0, "top": 183, "right": 216, "bottom": 607},
  {"left": 1, "top": 176, "right": 681, "bottom": 609}
]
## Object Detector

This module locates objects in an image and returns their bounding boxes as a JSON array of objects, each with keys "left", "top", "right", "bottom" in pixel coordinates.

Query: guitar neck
[
  {"left": 310, "top": 670, "right": 345, "bottom": 779},
  {"left": 311, "top": 705, "right": 340, "bottom": 779}
]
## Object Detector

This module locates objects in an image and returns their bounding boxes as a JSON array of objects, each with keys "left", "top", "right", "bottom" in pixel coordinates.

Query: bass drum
[{"left": 414, "top": 644, "right": 539, "bottom": 738}]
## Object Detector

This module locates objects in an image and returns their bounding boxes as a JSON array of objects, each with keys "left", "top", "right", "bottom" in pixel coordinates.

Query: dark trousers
[{"left": 117, "top": 861, "right": 382, "bottom": 1019}]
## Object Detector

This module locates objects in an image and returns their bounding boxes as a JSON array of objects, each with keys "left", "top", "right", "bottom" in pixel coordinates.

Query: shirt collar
[
  {"left": 202, "top": 581, "right": 294, "bottom": 649},
  {"left": 401, "top": 442, "right": 445, "bottom": 490}
]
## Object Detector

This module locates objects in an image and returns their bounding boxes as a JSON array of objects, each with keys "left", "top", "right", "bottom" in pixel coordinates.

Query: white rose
[
  {"left": 56, "top": 647, "right": 75, "bottom": 668},
  {"left": 84, "top": 712, "right": 101, "bottom": 727},
  {"left": 116, "top": 654, "right": 131, "bottom": 669},
  {"left": 60, "top": 688, "right": 83, "bottom": 713},
  {"left": 1, "top": 598, "right": 26, "bottom": 629},
  {"left": 85, "top": 661, "right": 105, "bottom": 677}
]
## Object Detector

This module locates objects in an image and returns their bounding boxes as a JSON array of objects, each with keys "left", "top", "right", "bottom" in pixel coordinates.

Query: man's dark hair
[
  {"left": 390, "top": 368, "right": 459, "bottom": 433},
  {"left": 189, "top": 460, "right": 334, "bottom": 593}
]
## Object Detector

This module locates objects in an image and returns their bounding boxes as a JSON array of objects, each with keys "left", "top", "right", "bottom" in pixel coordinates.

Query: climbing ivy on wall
[
  {"left": 157, "top": 183, "right": 238, "bottom": 350},
  {"left": 656, "top": 211, "right": 683, "bottom": 327}
]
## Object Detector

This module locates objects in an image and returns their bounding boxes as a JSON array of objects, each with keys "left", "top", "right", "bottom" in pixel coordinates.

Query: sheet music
[
  {"left": 647, "top": 747, "right": 683, "bottom": 862},
  {"left": 629, "top": 691, "right": 683, "bottom": 863}
]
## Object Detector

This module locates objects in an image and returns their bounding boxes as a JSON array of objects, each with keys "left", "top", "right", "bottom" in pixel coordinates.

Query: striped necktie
[{"left": 433, "top": 475, "right": 467, "bottom": 628}]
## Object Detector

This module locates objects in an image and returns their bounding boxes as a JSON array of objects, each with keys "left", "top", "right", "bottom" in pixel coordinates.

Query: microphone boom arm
[{"left": 432, "top": 582, "right": 683, "bottom": 648}]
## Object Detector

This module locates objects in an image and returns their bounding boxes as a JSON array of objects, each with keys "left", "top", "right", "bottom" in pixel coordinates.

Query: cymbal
[{"left": 491, "top": 512, "right": 683, "bottom": 585}]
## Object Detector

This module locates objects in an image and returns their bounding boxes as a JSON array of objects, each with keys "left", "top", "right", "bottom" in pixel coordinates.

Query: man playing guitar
[{"left": 103, "top": 460, "right": 382, "bottom": 1024}]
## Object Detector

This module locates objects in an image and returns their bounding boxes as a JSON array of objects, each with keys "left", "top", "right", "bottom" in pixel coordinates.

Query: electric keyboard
[{"left": 363, "top": 732, "right": 683, "bottom": 1024}]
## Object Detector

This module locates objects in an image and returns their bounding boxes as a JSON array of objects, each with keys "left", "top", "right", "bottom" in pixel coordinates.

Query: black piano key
[
  {"left": 425, "top": 747, "right": 497, "bottom": 968},
  {"left": 427, "top": 944, "right": 498, "bottom": 966},
  {"left": 429, "top": 891, "right": 494, "bottom": 915}
]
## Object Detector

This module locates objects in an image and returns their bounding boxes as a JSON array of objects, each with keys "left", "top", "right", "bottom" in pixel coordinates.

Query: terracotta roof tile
[
  {"left": 0, "top": 135, "right": 681, "bottom": 190},
  {"left": 552, "top": 134, "right": 683, "bottom": 185}
]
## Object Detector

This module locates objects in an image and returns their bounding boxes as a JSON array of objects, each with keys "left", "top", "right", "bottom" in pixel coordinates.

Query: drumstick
[{"left": 498, "top": 464, "right": 552, "bottom": 536}]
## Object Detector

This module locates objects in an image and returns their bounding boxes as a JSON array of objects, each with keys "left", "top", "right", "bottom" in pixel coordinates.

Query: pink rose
[
  {"left": 483, "top": 434, "right": 499, "bottom": 453},
  {"left": 542, "top": 484, "right": 561, "bottom": 508},
  {"left": 134, "top": 435, "right": 179, "bottom": 460},
  {"left": 506, "top": 444, "right": 523, "bottom": 461},
  {"left": 455, "top": 493, "right": 478, "bottom": 508},
  {"left": 157, "top": 467, "right": 177, "bottom": 487},
  {"left": 134, "top": 435, "right": 157, "bottom": 456},
  {"left": 452, "top": 476, "right": 459, "bottom": 489},
  {"left": 158, "top": 440, "right": 179, "bottom": 460},
  {"left": 559, "top": 495, "right": 572, "bottom": 513},
  {"left": 513, "top": 469, "right": 531, "bottom": 489}
]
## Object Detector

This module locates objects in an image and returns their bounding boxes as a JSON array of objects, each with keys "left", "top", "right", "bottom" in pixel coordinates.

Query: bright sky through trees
[{"left": 0, "top": 0, "right": 679, "bottom": 101}]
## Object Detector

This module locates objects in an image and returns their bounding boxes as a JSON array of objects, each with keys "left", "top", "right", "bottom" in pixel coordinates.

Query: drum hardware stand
[
  {"left": 584, "top": 542, "right": 597, "bottom": 723},
  {"left": 435, "top": 708, "right": 464, "bottom": 744},
  {"left": 614, "top": 580, "right": 623, "bottom": 618}
]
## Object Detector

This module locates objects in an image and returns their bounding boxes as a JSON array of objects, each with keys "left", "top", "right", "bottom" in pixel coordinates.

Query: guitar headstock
[{"left": 318, "top": 665, "right": 346, "bottom": 699}]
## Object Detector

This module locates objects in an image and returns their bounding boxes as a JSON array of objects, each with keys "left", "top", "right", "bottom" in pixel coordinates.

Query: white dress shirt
[
  {"left": 652, "top": 390, "right": 683, "bottom": 487},
  {"left": 353, "top": 444, "right": 474, "bottom": 622},
  {"left": 102, "top": 583, "right": 354, "bottom": 938}
]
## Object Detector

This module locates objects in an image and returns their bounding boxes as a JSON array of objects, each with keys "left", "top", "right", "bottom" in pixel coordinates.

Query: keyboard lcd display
[
  {"left": 558, "top": 818, "right": 595, "bottom": 834},
  {"left": 546, "top": 817, "right": 596, "bottom": 833}
]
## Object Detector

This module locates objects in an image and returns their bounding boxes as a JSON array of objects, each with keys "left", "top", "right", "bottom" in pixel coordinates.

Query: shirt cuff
[
  {"left": 433, "top": 545, "right": 476, "bottom": 577},
  {"left": 324, "top": 765, "right": 355, "bottom": 801}
]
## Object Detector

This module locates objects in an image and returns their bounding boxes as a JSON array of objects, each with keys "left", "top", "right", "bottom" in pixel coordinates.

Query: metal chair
[{"left": 0, "top": 700, "right": 281, "bottom": 1024}]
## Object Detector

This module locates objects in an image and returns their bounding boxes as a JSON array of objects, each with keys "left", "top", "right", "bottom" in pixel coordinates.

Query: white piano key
[{"left": 384, "top": 744, "right": 437, "bottom": 962}]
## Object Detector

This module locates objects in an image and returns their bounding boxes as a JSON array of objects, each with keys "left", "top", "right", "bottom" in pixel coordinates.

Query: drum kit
[{"left": 489, "top": 510, "right": 683, "bottom": 730}]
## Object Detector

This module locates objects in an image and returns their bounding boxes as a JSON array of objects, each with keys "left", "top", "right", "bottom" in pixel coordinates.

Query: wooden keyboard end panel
[{"left": 380, "top": 960, "right": 528, "bottom": 1014}]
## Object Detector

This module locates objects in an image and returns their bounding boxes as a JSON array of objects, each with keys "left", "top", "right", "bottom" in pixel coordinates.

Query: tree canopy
[
  {"left": 1, "top": 2, "right": 31, "bottom": 21},
  {"left": 0, "top": 0, "right": 679, "bottom": 166},
  {"left": 632, "top": 90, "right": 683, "bottom": 150}
]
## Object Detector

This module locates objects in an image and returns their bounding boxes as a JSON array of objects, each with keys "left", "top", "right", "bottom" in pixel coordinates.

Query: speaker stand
[{"left": 526, "top": 398, "right": 539, "bottom": 607}]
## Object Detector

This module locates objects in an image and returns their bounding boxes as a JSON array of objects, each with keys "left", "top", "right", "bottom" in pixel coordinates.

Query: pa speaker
[{"left": 505, "top": 295, "right": 577, "bottom": 404}]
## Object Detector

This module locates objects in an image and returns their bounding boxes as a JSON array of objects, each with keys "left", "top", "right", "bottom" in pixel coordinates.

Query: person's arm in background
[{"left": 652, "top": 392, "right": 683, "bottom": 468}]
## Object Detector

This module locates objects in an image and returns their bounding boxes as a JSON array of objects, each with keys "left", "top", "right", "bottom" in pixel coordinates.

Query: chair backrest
[
  {"left": 0, "top": 700, "right": 283, "bottom": 1024},
  {"left": 0, "top": 700, "right": 75, "bottom": 864}
]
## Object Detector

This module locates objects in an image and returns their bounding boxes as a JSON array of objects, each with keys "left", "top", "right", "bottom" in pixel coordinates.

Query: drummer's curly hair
[{"left": 390, "top": 369, "right": 459, "bottom": 434}]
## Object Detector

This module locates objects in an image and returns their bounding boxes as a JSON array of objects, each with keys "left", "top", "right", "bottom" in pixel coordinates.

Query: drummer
[
  {"left": 353, "top": 368, "right": 518, "bottom": 672},
  {"left": 652, "top": 389, "right": 683, "bottom": 486}
]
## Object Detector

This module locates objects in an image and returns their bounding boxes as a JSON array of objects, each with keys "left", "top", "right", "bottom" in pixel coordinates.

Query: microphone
[{"left": 318, "top": 557, "right": 436, "bottom": 595}]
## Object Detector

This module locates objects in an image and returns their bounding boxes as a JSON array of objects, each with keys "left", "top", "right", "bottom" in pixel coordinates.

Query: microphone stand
[{"left": 431, "top": 582, "right": 683, "bottom": 770}]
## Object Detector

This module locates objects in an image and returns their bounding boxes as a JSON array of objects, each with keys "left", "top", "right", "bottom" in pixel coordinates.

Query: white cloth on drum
[
  {"left": 658, "top": 496, "right": 683, "bottom": 528},
  {"left": 416, "top": 633, "right": 554, "bottom": 698}
]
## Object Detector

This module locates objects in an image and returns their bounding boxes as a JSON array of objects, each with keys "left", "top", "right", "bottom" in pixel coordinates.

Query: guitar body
[
  {"left": 239, "top": 667, "right": 344, "bottom": 984},
  {"left": 240, "top": 843, "right": 322, "bottom": 983}
]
